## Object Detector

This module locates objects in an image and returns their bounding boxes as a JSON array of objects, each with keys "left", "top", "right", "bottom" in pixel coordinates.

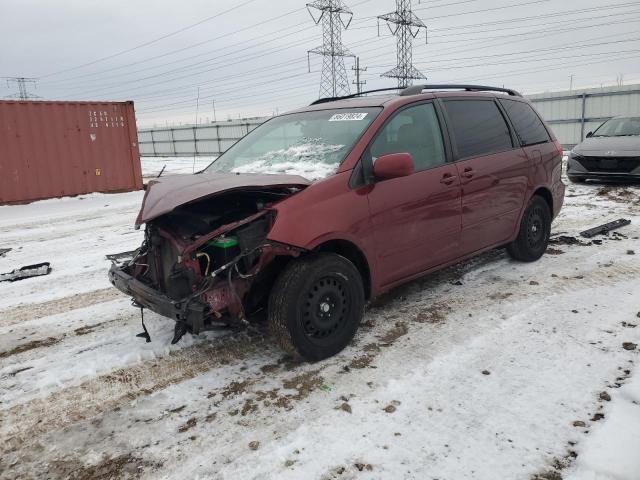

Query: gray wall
[
  {"left": 137, "top": 118, "right": 268, "bottom": 157},
  {"left": 526, "top": 84, "right": 640, "bottom": 148}
]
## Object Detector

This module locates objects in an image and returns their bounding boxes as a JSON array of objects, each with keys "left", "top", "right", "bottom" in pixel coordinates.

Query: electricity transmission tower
[
  {"left": 307, "top": 0, "right": 354, "bottom": 98},
  {"left": 5, "top": 77, "right": 40, "bottom": 99},
  {"left": 378, "top": 0, "right": 428, "bottom": 87}
]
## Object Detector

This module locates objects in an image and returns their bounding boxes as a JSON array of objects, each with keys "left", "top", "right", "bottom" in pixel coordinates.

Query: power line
[
  {"left": 415, "top": 0, "right": 552, "bottom": 20},
  {"left": 118, "top": 16, "right": 640, "bottom": 110},
  {"left": 40, "top": 1, "right": 637, "bottom": 98},
  {"left": 41, "top": 7, "right": 309, "bottom": 85},
  {"left": 40, "top": 0, "right": 261, "bottom": 78},
  {"left": 126, "top": 24, "right": 640, "bottom": 113}
]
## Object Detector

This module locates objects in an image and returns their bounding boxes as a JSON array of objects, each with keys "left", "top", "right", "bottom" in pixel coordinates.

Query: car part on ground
[
  {"left": 0, "top": 262, "right": 52, "bottom": 283},
  {"left": 109, "top": 84, "right": 565, "bottom": 360},
  {"left": 580, "top": 219, "right": 631, "bottom": 238}
]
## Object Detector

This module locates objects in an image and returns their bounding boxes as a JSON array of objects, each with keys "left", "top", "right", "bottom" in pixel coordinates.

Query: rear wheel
[
  {"left": 268, "top": 253, "right": 364, "bottom": 361},
  {"left": 507, "top": 195, "right": 551, "bottom": 262}
]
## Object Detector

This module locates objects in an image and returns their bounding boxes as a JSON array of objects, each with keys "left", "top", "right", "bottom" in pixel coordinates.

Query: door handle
[
  {"left": 440, "top": 173, "right": 458, "bottom": 185},
  {"left": 461, "top": 168, "right": 474, "bottom": 179}
]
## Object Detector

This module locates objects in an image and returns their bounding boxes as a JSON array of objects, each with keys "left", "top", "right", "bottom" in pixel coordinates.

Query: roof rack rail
[
  {"left": 309, "top": 84, "right": 522, "bottom": 106},
  {"left": 400, "top": 84, "right": 522, "bottom": 97},
  {"left": 310, "top": 87, "right": 404, "bottom": 106}
]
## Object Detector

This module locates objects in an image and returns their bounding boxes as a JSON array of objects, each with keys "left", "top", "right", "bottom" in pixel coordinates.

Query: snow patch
[
  {"left": 230, "top": 143, "right": 343, "bottom": 180},
  {"left": 564, "top": 374, "right": 640, "bottom": 480}
]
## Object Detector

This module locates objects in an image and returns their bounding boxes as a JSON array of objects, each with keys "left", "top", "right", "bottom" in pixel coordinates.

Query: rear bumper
[{"left": 108, "top": 264, "right": 208, "bottom": 333}]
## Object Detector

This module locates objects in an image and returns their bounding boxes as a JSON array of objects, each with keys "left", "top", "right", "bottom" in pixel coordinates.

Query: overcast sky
[{"left": 1, "top": 0, "right": 639, "bottom": 126}]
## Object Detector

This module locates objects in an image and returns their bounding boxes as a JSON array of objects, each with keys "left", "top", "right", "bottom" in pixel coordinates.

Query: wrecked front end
[{"left": 109, "top": 181, "right": 306, "bottom": 343}]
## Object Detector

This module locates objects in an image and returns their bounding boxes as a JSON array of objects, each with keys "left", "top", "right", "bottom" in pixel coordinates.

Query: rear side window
[
  {"left": 500, "top": 99, "right": 550, "bottom": 146},
  {"left": 443, "top": 99, "right": 513, "bottom": 159}
]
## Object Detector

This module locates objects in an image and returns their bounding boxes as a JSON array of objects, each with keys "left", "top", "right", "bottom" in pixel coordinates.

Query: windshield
[
  {"left": 204, "top": 108, "right": 380, "bottom": 180},
  {"left": 593, "top": 117, "right": 640, "bottom": 137}
]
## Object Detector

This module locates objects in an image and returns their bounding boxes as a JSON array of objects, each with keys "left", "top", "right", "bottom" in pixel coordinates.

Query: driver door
[{"left": 365, "top": 102, "right": 462, "bottom": 288}]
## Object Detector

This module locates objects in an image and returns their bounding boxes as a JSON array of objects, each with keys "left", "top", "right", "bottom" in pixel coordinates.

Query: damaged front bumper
[{"left": 108, "top": 264, "right": 209, "bottom": 333}]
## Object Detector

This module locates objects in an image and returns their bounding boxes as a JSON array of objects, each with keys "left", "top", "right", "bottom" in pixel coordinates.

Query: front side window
[
  {"left": 593, "top": 117, "right": 640, "bottom": 137},
  {"left": 443, "top": 99, "right": 513, "bottom": 159},
  {"left": 500, "top": 99, "right": 550, "bottom": 146},
  {"left": 205, "top": 108, "right": 380, "bottom": 180},
  {"left": 370, "top": 103, "right": 446, "bottom": 171}
]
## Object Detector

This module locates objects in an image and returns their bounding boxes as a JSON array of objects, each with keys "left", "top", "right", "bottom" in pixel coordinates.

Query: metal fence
[
  {"left": 527, "top": 84, "right": 640, "bottom": 148},
  {"left": 137, "top": 118, "right": 268, "bottom": 156}
]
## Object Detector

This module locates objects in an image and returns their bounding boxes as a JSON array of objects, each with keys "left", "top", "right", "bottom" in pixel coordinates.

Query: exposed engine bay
[{"left": 108, "top": 185, "right": 304, "bottom": 343}]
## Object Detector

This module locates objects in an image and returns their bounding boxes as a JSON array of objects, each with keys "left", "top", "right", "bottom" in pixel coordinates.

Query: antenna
[
  {"left": 307, "top": 0, "right": 355, "bottom": 98},
  {"left": 377, "top": 0, "right": 428, "bottom": 87},
  {"left": 5, "top": 77, "right": 41, "bottom": 99}
]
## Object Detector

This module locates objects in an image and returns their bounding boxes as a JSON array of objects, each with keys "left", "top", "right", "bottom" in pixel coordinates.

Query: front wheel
[
  {"left": 268, "top": 253, "right": 364, "bottom": 361},
  {"left": 507, "top": 195, "right": 551, "bottom": 262}
]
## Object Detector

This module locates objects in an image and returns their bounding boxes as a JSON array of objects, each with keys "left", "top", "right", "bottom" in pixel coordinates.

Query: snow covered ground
[{"left": 0, "top": 174, "right": 639, "bottom": 479}]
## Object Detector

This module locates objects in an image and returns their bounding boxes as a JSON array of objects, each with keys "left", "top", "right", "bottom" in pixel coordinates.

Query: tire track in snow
[
  {"left": 0, "top": 334, "right": 262, "bottom": 456},
  {"left": 0, "top": 311, "right": 136, "bottom": 362},
  {"left": 0, "top": 288, "right": 124, "bottom": 328}
]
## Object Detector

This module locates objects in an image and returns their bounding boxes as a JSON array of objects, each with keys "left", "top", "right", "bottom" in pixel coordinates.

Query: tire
[
  {"left": 507, "top": 195, "right": 552, "bottom": 262},
  {"left": 568, "top": 175, "right": 586, "bottom": 184},
  {"left": 268, "top": 253, "right": 365, "bottom": 361}
]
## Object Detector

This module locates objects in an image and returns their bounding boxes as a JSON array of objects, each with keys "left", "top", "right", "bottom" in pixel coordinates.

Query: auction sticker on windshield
[{"left": 329, "top": 112, "right": 368, "bottom": 121}]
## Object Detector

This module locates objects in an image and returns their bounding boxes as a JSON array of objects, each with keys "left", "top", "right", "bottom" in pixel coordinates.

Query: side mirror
[
  {"left": 586, "top": 131, "right": 593, "bottom": 138},
  {"left": 373, "top": 152, "right": 414, "bottom": 180}
]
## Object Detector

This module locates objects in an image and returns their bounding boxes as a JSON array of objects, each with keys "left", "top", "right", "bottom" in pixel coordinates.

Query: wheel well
[
  {"left": 533, "top": 187, "right": 553, "bottom": 213},
  {"left": 315, "top": 240, "right": 372, "bottom": 299}
]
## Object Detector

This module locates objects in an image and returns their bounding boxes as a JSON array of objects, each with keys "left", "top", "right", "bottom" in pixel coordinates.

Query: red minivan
[{"left": 109, "top": 85, "right": 565, "bottom": 360}]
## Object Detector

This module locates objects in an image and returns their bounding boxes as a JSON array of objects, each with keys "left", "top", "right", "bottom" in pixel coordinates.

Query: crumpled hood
[
  {"left": 135, "top": 172, "right": 311, "bottom": 226},
  {"left": 573, "top": 136, "right": 640, "bottom": 156}
]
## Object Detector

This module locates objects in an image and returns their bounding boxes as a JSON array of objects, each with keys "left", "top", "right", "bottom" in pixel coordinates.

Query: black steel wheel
[
  {"left": 268, "top": 253, "right": 364, "bottom": 361},
  {"left": 507, "top": 195, "right": 551, "bottom": 262}
]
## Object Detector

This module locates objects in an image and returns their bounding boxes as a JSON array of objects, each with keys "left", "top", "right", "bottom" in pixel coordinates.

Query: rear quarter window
[
  {"left": 499, "top": 99, "right": 550, "bottom": 146},
  {"left": 443, "top": 99, "right": 513, "bottom": 159}
]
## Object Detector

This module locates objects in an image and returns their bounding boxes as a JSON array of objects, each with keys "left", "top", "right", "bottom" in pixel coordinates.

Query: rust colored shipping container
[{"left": 0, "top": 100, "right": 142, "bottom": 204}]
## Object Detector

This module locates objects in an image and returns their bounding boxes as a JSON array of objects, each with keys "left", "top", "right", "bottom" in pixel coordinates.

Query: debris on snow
[
  {"left": 580, "top": 218, "right": 631, "bottom": 238},
  {"left": 0, "top": 262, "right": 52, "bottom": 283}
]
